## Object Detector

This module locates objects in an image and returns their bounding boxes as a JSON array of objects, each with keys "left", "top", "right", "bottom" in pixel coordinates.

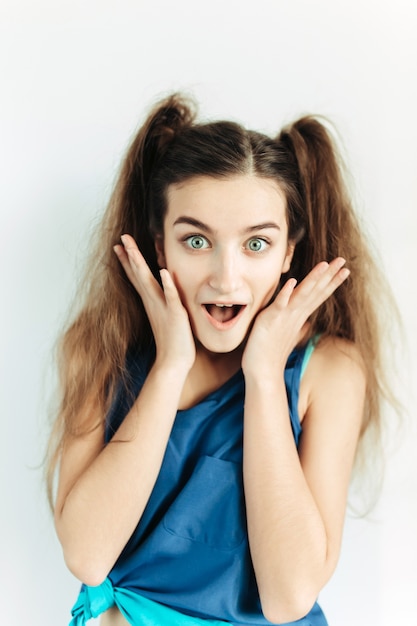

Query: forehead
[{"left": 165, "top": 175, "right": 287, "bottom": 222}]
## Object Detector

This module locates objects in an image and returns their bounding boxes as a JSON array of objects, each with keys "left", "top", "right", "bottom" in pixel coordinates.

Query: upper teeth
[{"left": 215, "top": 304, "right": 233, "bottom": 307}]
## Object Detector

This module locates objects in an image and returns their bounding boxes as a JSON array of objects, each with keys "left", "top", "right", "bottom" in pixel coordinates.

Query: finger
[
  {"left": 306, "top": 258, "right": 344, "bottom": 288},
  {"left": 301, "top": 263, "right": 350, "bottom": 316},
  {"left": 120, "top": 234, "right": 149, "bottom": 274},
  {"left": 274, "top": 278, "right": 297, "bottom": 308},
  {"left": 326, "top": 265, "right": 350, "bottom": 291},
  {"left": 120, "top": 234, "right": 161, "bottom": 290},
  {"left": 313, "top": 259, "right": 350, "bottom": 299},
  {"left": 159, "top": 269, "right": 183, "bottom": 308},
  {"left": 113, "top": 244, "right": 138, "bottom": 287},
  {"left": 115, "top": 236, "right": 165, "bottom": 309},
  {"left": 294, "top": 258, "right": 347, "bottom": 300},
  {"left": 276, "top": 259, "right": 348, "bottom": 322}
]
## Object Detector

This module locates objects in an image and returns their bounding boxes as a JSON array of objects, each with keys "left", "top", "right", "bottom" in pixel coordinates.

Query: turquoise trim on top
[
  {"left": 70, "top": 577, "right": 229, "bottom": 625},
  {"left": 300, "top": 336, "right": 319, "bottom": 379}
]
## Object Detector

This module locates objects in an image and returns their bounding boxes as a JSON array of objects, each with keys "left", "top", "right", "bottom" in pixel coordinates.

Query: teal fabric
[
  {"left": 300, "top": 336, "right": 318, "bottom": 379},
  {"left": 69, "top": 340, "right": 327, "bottom": 626},
  {"left": 70, "top": 577, "right": 229, "bottom": 625}
]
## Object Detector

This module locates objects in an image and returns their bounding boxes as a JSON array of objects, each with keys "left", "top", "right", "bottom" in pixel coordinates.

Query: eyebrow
[{"left": 172, "top": 216, "right": 281, "bottom": 234}]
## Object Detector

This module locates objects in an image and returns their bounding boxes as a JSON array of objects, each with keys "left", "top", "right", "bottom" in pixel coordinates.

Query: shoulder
[
  {"left": 299, "top": 336, "right": 366, "bottom": 424},
  {"left": 309, "top": 335, "right": 365, "bottom": 374}
]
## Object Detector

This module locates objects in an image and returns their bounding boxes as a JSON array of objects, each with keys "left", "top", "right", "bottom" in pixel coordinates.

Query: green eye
[
  {"left": 247, "top": 238, "right": 267, "bottom": 252},
  {"left": 186, "top": 235, "right": 208, "bottom": 249}
]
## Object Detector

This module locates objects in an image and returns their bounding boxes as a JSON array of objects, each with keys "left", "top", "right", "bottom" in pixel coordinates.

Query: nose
[{"left": 208, "top": 248, "right": 243, "bottom": 294}]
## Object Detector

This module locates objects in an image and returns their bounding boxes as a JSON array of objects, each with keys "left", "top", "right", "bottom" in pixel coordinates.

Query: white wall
[{"left": 1, "top": 1, "right": 416, "bottom": 624}]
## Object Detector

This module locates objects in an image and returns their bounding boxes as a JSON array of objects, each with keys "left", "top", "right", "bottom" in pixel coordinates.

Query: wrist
[
  {"left": 243, "top": 374, "right": 290, "bottom": 429},
  {"left": 152, "top": 356, "right": 192, "bottom": 382},
  {"left": 242, "top": 362, "right": 286, "bottom": 386},
  {"left": 243, "top": 370, "right": 286, "bottom": 396},
  {"left": 152, "top": 357, "right": 191, "bottom": 381}
]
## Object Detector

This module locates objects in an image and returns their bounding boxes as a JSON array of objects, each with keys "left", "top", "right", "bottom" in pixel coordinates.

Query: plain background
[{"left": 1, "top": 1, "right": 416, "bottom": 624}]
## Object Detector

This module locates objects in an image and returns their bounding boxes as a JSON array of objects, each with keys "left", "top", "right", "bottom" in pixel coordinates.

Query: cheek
[
  {"left": 255, "top": 263, "right": 284, "bottom": 304},
  {"left": 166, "top": 263, "right": 197, "bottom": 304},
  {"left": 259, "top": 281, "right": 280, "bottom": 306},
  {"left": 164, "top": 251, "right": 185, "bottom": 282}
]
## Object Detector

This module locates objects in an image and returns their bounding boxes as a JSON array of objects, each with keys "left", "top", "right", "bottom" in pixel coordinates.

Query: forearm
[
  {"left": 55, "top": 363, "right": 187, "bottom": 586},
  {"left": 243, "top": 376, "right": 330, "bottom": 623}
]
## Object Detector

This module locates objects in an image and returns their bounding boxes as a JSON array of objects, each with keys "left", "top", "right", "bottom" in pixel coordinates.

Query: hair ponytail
[
  {"left": 138, "top": 94, "right": 197, "bottom": 192},
  {"left": 46, "top": 95, "right": 196, "bottom": 504},
  {"left": 109, "top": 93, "right": 196, "bottom": 279},
  {"left": 279, "top": 117, "right": 399, "bottom": 489},
  {"left": 278, "top": 117, "right": 368, "bottom": 340},
  {"left": 280, "top": 117, "right": 347, "bottom": 263}
]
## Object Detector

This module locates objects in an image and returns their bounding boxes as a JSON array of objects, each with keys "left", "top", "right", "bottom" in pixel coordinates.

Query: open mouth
[{"left": 204, "top": 303, "right": 244, "bottom": 323}]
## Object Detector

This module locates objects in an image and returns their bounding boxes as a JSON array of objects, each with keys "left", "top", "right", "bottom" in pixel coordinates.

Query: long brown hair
[{"left": 46, "top": 93, "right": 398, "bottom": 506}]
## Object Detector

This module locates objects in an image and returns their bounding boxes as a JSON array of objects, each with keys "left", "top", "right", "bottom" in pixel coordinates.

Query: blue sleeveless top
[{"left": 70, "top": 342, "right": 328, "bottom": 626}]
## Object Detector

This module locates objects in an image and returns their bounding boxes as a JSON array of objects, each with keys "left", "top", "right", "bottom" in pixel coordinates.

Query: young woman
[{"left": 46, "top": 93, "right": 392, "bottom": 626}]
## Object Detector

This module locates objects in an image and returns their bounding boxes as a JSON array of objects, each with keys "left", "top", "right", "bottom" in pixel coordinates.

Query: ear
[
  {"left": 282, "top": 240, "right": 296, "bottom": 273},
  {"left": 154, "top": 235, "right": 166, "bottom": 268}
]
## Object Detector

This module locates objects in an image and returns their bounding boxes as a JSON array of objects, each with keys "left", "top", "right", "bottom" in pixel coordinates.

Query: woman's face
[{"left": 155, "top": 175, "right": 295, "bottom": 355}]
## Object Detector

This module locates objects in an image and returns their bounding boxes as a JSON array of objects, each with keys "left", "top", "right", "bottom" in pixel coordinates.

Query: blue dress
[{"left": 70, "top": 341, "right": 328, "bottom": 626}]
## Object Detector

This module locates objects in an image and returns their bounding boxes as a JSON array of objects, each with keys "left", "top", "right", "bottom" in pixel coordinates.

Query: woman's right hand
[
  {"left": 114, "top": 234, "right": 196, "bottom": 373},
  {"left": 55, "top": 237, "right": 196, "bottom": 585}
]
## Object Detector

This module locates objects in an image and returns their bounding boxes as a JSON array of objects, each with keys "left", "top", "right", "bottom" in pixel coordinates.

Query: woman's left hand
[{"left": 241, "top": 257, "right": 350, "bottom": 379}]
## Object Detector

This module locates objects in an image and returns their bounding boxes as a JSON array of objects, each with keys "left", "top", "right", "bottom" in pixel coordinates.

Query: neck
[{"left": 178, "top": 345, "right": 243, "bottom": 410}]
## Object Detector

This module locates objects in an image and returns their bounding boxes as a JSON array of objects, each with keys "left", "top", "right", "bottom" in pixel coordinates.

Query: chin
[{"left": 195, "top": 334, "right": 247, "bottom": 357}]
